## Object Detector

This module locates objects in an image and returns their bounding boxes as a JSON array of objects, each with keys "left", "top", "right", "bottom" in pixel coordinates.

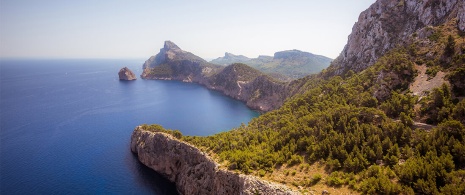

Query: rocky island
[{"left": 118, "top": 67, "right": 137, "bottom": 81}]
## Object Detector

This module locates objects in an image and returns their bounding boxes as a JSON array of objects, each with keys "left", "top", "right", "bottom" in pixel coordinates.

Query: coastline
[{"left": 130, "top": 126, "right": 297, "bottom": 195}]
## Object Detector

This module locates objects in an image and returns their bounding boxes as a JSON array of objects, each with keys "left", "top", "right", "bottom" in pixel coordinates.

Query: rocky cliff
[
  {"left": 118, "top": 67, "right": 137, "bottom": 80},
  {"left": 142, "top": 41, "right": 289, "bottom": 112},
  {"left": 141, "top": 41, "right": 221, "bottom": 83},
  {"left": 207, "top": 63, "right": 287, "bottom": 111},
  {"left": 130, "top": 126, "right": 297, "bottom": 195},
  {"left": 329, "top": 0, "right": 465, "bottom": 75}
]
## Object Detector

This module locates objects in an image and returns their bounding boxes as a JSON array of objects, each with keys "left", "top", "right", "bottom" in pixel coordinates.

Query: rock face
[
  {"left": 130, "top": 126, "right": 297, "bottom": 195},
  {"left": 142, "top": 41, "right": 288, "bottom": 112},
  {"left": 141, "top": 41, "right": 221, "bottom": 82},
  {"left": 207, "top": 63, "right": 287, "bottom": 111},
  {"left": 330, "top": 0, "right": 465, "bottom": 75},
  {"left": 118, "top": 67, "right": 137, "bottom": 80}
]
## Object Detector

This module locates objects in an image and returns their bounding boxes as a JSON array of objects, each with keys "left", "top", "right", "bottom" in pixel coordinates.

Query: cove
[{"left": 0, "top": 59, "right": 260, "bottom": 194}]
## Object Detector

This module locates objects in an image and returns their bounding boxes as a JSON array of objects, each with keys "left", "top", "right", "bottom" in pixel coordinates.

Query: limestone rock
[
  {"left": 118, "top": 67, "right": 137, "bottom": 81},
  {"left": 330, "top": 0, "right": 464, "bottom": 75},
  {"left": 131, "top": 126, "right": 297, "bottom": 195},
  {"left": 141, "top": 41, "right": 288, "bottom": 112}
]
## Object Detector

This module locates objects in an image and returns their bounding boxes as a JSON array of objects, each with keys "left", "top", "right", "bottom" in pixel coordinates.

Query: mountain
[
  {"left": 210, "top": 52, "right": 252, "bottom": 65},
  {"left": 141, "top": 41, "right": 221, "bottom": 82},
  {"left": 207, "top": 63, "right": 287, "bottom": 111},
  {"left": 135, "top": 1, "right": 465, "bottom": 194},
  {"left": 141, "top": 41, "right": 287, "bottom": 111},
  {"left": 328, "top": 0, "right": 465, "bottom": 75},
  {"left": 211, "top": 50, "right": 332, "bottom": 80}
]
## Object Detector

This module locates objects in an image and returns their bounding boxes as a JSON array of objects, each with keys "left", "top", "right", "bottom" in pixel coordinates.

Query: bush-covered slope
[
  {"left": 185, "top": 61, "right": 464, "bottom": 194},
  {"left": 139, "top": 1, "right": 465, "bottom": 193},
  {"left": 148, "top": 23, "right": 465, "bottom": 193}
]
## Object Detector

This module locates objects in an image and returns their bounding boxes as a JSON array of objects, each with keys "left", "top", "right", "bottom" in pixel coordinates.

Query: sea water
[{"left": 0, "top": 59, "right": 259, "bottom": 194}]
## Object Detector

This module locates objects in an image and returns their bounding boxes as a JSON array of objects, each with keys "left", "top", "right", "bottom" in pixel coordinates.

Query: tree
[{"left": 444, "top": 35, "right": 456, "bottom": 57}]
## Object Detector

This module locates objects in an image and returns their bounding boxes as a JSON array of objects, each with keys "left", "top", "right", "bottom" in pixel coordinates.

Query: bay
[{"left": 0, "top": 59, "right": 259, "bottom": 194}]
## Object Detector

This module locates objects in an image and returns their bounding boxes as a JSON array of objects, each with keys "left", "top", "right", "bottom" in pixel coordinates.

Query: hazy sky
[{"left": 0, "top": 0, "right": 375, "bottom": 60}]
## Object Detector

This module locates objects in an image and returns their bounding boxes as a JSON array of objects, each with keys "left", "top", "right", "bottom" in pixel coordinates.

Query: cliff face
[
  {"left": 206, "top": 63, "right": 287, "bottom": 111},
  {"left": 142, "top": 41, "right": 289, "bottom": 112},
  {"left": 130, "top": 126, "right": 297, "bottom": 195},
  {"left": 141, "top": 41, "right": 221, "bottom": 83},
  {"left": 330, "top": 0, "right": 465, "bottom": 75}
]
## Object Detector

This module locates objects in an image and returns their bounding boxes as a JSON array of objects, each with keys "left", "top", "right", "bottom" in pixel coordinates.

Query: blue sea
[{"left": 0, "top": 59, "right": 259, "bottom": 194}]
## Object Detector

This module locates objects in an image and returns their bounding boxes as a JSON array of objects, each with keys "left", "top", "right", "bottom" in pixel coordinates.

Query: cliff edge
[
  {"left": 329, "top": 0, "right": 465, "bottom": 75},
  {"left": 130, "top": 126, "right": 297, "bottom": 195},
  {"left": 141, "top": 41, "right": 288, "bottom": 112}
]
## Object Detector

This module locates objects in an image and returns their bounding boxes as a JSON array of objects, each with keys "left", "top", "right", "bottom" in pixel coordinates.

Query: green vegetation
[
  {"left": 166, "top": 46, "right": 465, "bottom": 193},
  {"left": 150, "top": 63, "right": 173, "bottom": 77},
  {"left": 448, "top": 68, "right": 465, "bottom": 96},
  {"left": 143, "top": 19, "right": 465, "bottom": 194},
  {"left": 425, "top": 64, "right": 440, "bottom": 80},
  {"left": 428, "top": 29, "right": 442, "bottom": 42},
  {"left": 141, "top": 124, "right": 183, "bottom": 139},
  {"left": 211, "top": 50, "right": 332, "bottom": 81}
]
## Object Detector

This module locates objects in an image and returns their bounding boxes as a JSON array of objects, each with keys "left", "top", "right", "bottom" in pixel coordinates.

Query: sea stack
[{"left": 118, "top": 67, "right": 137, "bottom": 81}]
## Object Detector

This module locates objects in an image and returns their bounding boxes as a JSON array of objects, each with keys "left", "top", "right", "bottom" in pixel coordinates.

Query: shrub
[{"left": 310, "top": 174, "right": 322, "bottom": 185}]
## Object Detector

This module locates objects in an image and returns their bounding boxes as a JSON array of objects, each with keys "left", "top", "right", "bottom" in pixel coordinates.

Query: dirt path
[
  {"left": 395, "top": 120, "right": 436, "bottom": 131},
  {"left": 413, "top": 121, "right": 436, "bottom": 131}
]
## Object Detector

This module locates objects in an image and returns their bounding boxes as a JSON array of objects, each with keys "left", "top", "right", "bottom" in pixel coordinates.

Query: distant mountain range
[{"left": 211, "top": 50, "right": 332, "bottom": 80}]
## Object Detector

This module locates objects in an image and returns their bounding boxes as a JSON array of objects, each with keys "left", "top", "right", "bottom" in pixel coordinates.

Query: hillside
[
  {"left": 183, "top": 23, "right": 465, "bottom": 193},
  {"left": 211, "top": 50, "right": 332, "bottom": 80},
  {"left": 141, "top": 41, "right": 222, "bottom": 82},
  {"left": 328, "top": 0, "right": 465, "bottom": 75},
  {"left": 135, "top": 0, "right": 465, "bottom": 194},
  {"left": 210, "top": 52, "right": 252, "bottom": 65},
  {"left": 142, "top": 42, "right": 288, "bottom": 111}
]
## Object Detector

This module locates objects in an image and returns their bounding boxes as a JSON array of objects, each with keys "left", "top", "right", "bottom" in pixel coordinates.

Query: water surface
[{"left": 0, "top": 59, "right": 259, "bottom": 194}]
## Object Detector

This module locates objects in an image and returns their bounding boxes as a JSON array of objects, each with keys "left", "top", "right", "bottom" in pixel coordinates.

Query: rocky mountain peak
[
  {"left": 143, "top": 41, "right": 207, "bottom": 70},
  {"left": 163, "top": 40, "right": 181, "bottom": 50},
  {"left": 329, "top": 0, "right": 465, "bottom": 75}
]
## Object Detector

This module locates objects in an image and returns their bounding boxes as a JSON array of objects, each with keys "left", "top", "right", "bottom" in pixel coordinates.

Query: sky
[{"left": 0, "top": 0, "right": 375, "bottom": 60}]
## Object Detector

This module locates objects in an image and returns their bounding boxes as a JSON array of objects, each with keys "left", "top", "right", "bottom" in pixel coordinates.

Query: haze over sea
[{"left": 0, "top": 59, "right": 259, "bottom": 194}]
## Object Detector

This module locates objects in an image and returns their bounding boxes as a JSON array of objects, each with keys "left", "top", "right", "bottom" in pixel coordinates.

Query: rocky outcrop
[
  {"left": 142, "top": 41, "right": 289, "bottom": 112},
  {"left": 141, "top": 41, "right": 221, "bottom": 82},
  {"left": 207, "top": 64, "right": 287, "bottom": 111},
  {"left": 330, "top": 0, "right": 465, "bottom": 75},
  {"left": 130, "top": 126, "right": 297, "bottom": 195},
  {"left": 118, "top": 67, "right": 137, "bottom": 80}
]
